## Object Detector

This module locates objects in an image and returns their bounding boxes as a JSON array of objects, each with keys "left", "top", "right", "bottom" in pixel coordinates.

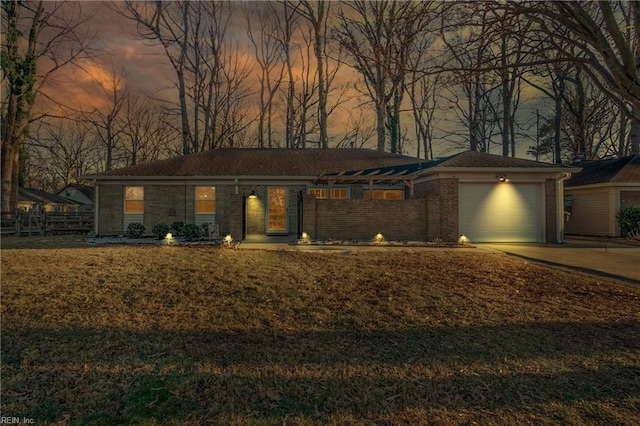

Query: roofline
[
  {"left": 425, "top": 166, "right": 581, "bottom": 173},
  {"left": 565, "top": 182, "right": 640, "bottom": 190},
  {"left": 86, "top": 175, "right": 320, "bottom": 181}
]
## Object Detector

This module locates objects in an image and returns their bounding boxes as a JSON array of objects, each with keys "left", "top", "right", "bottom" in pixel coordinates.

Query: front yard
[{"left": 1, "top": 244, "right": 639, "bottom": 425}]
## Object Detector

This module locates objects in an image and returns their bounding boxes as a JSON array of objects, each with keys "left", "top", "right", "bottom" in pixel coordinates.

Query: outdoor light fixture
[
  {"left": 496, "top": 174, "right": 508, "bottom": 182},
  {"left": 301, "top": 232, "right": 309, "bottom": 240},
  {"left": 375, "top": 233, "right": 384, "bottom": 243},
  {"left": 224, "top": 234, "right": 233, "bottom": 243},
  {"left": 458, "top": 234, "right": 468, "bottom": 245},
  {"left": 166, "top": 232, "right": 173, "bottom": 240},
  {"left": 248, "top": 190, "right": 257, "bottom": 199}
]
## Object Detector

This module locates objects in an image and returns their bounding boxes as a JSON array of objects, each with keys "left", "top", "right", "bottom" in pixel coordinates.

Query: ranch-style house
[{"left": 86, "top": 148, "right": 578, "bottom": 243}]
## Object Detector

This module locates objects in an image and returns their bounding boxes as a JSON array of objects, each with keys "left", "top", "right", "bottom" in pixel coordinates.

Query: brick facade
[
  {"left": 97, "top": 176, "right": 562, "bottom": 242},
  {"left": 97, "top": 185, "right": 123, "bottom": 235},
  {"left": 414, "top": 178, "right": 459, "bottom": 241},
  {"left": 305, "top": 198, "right": 428, "bottom": 241},
  {"left": 545, "top": 179, "right": 558, "bottom": 243}
]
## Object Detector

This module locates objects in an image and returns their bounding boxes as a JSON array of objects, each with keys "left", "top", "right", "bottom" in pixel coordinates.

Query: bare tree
[
  {"left": 85, "top": 65, "right": 128, "bottom": 171},
  {"left": 335, "top": 0, "right": 439, "bottom": 153},
  {"left": 25, "top": 118, "right": 101, "bottom": 191},
  {"left": 121, "top": 93, "right": 181, "bottom": 166},
  {"left": 440, "top": 3, "right": 500, "bottom": 153},
  {"left": 510, "top": 0, "right": 640, "bottom": 154},
  {"left": 120, "top": 1, "right": 191, "bottom": 153},
  {"left": 294, "top": 0, "right": 330, "bottom": 148},
  {"left": 276, "top": 1, "right": 301, "bottom": 148},
  {"left": 1, "top": 0, "right": 95, "bottom": 211},
  {"left": 245, "top": 3, "right": 285, "bottom": 148}
]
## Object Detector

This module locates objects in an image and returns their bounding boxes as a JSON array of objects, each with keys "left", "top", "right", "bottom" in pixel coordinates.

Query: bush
[
  {"left": 182, "top": 223, "right": 202, "bottom": 240},
  {"left": 171, "top": 221, "right": 185, "bottom": 236},
  {"left": 616, "top": 206, "right": 640, "bottom": 236},
  {"left": 152, "top": 223, "right": 171, "bottom": 239},
  {"left": 126, "top": 222, "right": 145, "bottom": 238}
]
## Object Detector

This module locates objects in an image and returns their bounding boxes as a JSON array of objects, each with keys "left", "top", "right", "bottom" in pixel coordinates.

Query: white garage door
[{"left": 459, "top": 182, "right": 544, "bottom": 243}]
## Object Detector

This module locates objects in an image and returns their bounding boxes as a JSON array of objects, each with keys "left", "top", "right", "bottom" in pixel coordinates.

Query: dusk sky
[{"left": 35, "top": 1, "right": 552, "bottom": 160}]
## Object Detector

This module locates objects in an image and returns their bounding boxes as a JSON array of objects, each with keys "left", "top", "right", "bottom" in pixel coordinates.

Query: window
[
  {"left": 308, "top": 188, "right": 348, "bottom": 199},
  {"left": 125, "top": 187, "right": 144, "bottom": 213},
  {"left": 195, "top": 187, "right": 216, "bottom": 214},
  {"left": 364, "top": 189, "right": 404, "bottom": 200}
]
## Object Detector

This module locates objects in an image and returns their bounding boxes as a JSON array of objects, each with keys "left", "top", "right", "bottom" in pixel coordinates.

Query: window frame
[
  {"left": 195, "top": 186, "right": 216, "bottom": 215},
  {"left": 124, "top": 186, "right": 144, "bottom": 214},
  {"left": 307, "top": 187, "right": 349, "bottom": 199}
]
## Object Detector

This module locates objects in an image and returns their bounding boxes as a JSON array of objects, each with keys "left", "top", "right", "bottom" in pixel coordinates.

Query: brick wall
[
  {"left": 97, "top": 185, "right": 123, "bottom": 235},
  {"left": 545, "top": 179, "right": 558, "bottom": 243},
  {"left": 415, "top": 178, "right": 459, "bottom": 241},
  {"left": 228, "top": 193, "right": 243, "bottom": 239},
  {"left": 305, "top": 198, "right": 428, "bottom": 241},
  {"left": 620, "top": 190, "right": 640, "bottom": 209},
  {"left": 145, "top": 185, "right": 188, "bottom": 231}
]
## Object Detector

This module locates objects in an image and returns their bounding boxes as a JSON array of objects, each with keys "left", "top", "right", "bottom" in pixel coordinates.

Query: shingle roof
[
  {"left": 565, "top": 155, "right": 640, "bottom": 187},
  {"left": 319, "top": 150, "right": 567, "bottom": 181},
  {"left": 436, "top": 151, "right": 565, "bottom": 168},
  {"left": 19, "top": 188, "right": 79, "bottom": 205},
  {"left": 91, "top": 148, "right": 421, "bottom": 178},
  {"left": 58, "top": 183, "right": 95, "bottom": 201}
]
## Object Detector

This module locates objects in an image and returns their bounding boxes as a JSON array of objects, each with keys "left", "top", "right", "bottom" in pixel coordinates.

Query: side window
[
  {"left": 308, "top": 188, "right": 348, "bottom": 199},
  {"left": 195, "top": 187, "right": 216, "bottom": 214},
  {"left": 125, "top": 187, "right": 144, "bottom": 213}
]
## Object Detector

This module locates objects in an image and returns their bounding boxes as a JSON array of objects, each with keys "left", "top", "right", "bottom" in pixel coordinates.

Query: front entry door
[{"left": 267, "top": 188, "right": 288, "bottom": 234}]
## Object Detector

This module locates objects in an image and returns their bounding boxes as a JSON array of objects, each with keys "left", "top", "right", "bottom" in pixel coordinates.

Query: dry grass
[{"left": 1, "top": 244, "right": 639, "bottom": 425}]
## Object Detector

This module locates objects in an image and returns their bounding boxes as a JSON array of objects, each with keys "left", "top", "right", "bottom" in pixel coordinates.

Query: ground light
[
  {"left": 165, "top": 232, "right": 173, "bottom": 244},
  {"left": 458, "top": 234, "right": 469, "bottom": 244},
  {"left": 375, "top": 233, "right": 384, "bottom": 243},
  {"left": 224, "top": 234, "right": 233, "bottom": 243}
]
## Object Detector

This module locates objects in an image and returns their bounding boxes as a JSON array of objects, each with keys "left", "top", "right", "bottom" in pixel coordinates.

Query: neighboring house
[
  {"left": 17, "top": 187, "right": 80, "bottom": 213},
  {"left": 86, "top": 148, "right": 578, "bottom": 243},
  {"left": 564, "top": 155, "right": 640, "bottom": 237},
  {"left": 57, "top": 183, "right": 95, "bottom": 212}
]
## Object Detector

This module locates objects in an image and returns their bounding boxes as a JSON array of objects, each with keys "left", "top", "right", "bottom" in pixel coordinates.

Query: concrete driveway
[{"left": 479, "top": 239, "right": 640, "bottom": 285}]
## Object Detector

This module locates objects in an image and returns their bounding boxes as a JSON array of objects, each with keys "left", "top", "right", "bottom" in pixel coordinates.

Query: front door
[{"left": 267, "top": 188, "right": 288, "bottom": 234}]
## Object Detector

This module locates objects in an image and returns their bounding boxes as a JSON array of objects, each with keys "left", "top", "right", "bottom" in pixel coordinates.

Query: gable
[{"left": 565, "top": 155, "right": 640, "bottom": 187}]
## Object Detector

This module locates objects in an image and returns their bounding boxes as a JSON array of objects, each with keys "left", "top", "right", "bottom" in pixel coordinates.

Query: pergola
[{"left": 314, "top": 162, "right": 434, "bottom": 198}]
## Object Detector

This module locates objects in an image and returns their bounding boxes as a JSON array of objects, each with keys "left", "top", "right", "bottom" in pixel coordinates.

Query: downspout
[{"left": 556, "top": 172, "right": 572, "bottom": 243}]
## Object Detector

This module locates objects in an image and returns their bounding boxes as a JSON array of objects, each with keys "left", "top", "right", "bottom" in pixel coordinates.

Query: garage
[{"left": 459, "top": 182, "right": 545, "bottom": 243}]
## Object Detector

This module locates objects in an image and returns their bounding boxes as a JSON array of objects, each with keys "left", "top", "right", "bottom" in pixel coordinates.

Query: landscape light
[
  {"left": 458, "top": 234, "right": 468, "bottom": 244},
  {"left": 375, "top": 233, "right": 384, "bottom": 243},
  {"left": 224, "top": 234, "right": 233, "bottom": 243},
  {"left": 301, "top": 232, "right": 309, "bottom": 240},
  {"left": 166, "top": 232, "right": 172, "bottom": 240}
]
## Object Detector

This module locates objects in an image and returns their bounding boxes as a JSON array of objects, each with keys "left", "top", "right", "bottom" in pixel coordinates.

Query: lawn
[{"left": 1, "top": 243, "right": 639, "bottom": 425}]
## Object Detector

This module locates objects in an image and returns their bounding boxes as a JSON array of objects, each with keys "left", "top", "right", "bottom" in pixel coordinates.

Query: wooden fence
[{"left": 1, "top": 211, "right": 94, "bottom": 236}]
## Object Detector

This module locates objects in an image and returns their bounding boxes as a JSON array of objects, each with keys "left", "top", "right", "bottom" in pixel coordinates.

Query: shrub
[
  {"left": 182, "top": 223, "right": 202, "bottom": 240},
  {"left": 152, "top": 223, "right": 171, "bottom": 239},
  {"left": 616, "top": 206, "right": 640, "bottom": 236},
  {"left": 171, "top": 221, "right": 185, "bottom": 236},
  {"left": 126, "top": 222, "right": 145, "bottom": 238}
]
